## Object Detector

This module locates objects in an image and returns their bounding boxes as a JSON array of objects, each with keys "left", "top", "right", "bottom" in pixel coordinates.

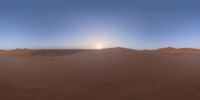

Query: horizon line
[{"left": 1, "top": 47, "right": 200, "bottom": 51}]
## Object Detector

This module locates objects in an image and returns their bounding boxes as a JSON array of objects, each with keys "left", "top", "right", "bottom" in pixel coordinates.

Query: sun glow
[{"left": 94, "top": 42, "right": 106, "bottom": 50}]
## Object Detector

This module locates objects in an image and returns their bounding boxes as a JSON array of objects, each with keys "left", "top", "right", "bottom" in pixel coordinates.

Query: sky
[{"left": 0, "top": 0, "right": 200, "bottom": 49}]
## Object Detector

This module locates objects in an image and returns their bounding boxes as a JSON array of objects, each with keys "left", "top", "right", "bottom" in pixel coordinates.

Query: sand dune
[
  {"left": 0, "top": 49, "right": 86, "bottom": 57},
  {"left": 1, "top": 47, "right": 200, "bottom": 100},
  {"left": 155, "top": 47, "right": 200, "bottom": 56}
]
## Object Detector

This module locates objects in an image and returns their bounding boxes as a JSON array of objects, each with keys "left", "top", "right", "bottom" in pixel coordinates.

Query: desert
[{"left": 1, "top": 47, "right": 200, "bottom": 100}]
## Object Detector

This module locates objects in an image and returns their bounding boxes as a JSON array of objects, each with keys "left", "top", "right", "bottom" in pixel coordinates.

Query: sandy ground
[{"left": 1, "top": 47, "right": 200, "bottom": 100}]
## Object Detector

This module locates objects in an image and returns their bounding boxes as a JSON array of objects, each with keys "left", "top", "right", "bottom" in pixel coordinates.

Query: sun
[
  {"left": 94, "top": 42, "right": 105, "bottom": 50},
  {"left": 96, "top": 44, "right": 103, "bottom": 49}
]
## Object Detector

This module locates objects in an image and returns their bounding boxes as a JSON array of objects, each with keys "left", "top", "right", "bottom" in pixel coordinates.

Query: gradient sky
[{"left": 0, "top": 0, "right": 200, "bottom": 49}]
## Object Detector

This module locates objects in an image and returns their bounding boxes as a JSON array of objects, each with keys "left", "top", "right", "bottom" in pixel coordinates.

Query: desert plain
[{"left": 1, "top": 47, "right": 200, "bottom": 100}]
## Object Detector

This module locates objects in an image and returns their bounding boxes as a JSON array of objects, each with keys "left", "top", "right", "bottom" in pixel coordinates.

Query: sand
[{"left": 1, "top": 47, "right": 200, "bottom": 100}]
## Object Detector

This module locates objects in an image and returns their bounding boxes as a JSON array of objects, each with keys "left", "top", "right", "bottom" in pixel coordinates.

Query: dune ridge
[
  {"left": 0, "top": 49, "right": 85, "bottom": 56},
  {"left": 154, "top": 47, "right": 200, "bottom": 56},
  {"left": 1, "top": 47, "right": 200, "bottom": 57}
]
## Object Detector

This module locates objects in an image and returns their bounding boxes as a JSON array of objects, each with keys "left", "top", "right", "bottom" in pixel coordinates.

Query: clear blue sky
[{"left": 0, "top": 0, "right": 200, "bottom": 49}]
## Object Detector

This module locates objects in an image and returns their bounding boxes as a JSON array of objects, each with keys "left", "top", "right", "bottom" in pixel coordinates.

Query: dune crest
[{"left": 155, "top": 47, "right": 200, "bottom": 56}]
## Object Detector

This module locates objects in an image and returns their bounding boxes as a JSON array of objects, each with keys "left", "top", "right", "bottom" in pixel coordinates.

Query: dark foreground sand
[{"left": 1, "top": 47, "right": 200, "bottom": 100}]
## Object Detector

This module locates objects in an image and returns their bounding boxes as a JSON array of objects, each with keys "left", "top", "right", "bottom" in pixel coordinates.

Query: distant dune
[
  {"left": 154, "top": 47, "right": 200, "bottom": 56},
  {"left": 1, "top": 47, "right": 200, "bottom": 100},
  {"left": 0, "top": 49, "right": 85, "bottom": 56}
]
